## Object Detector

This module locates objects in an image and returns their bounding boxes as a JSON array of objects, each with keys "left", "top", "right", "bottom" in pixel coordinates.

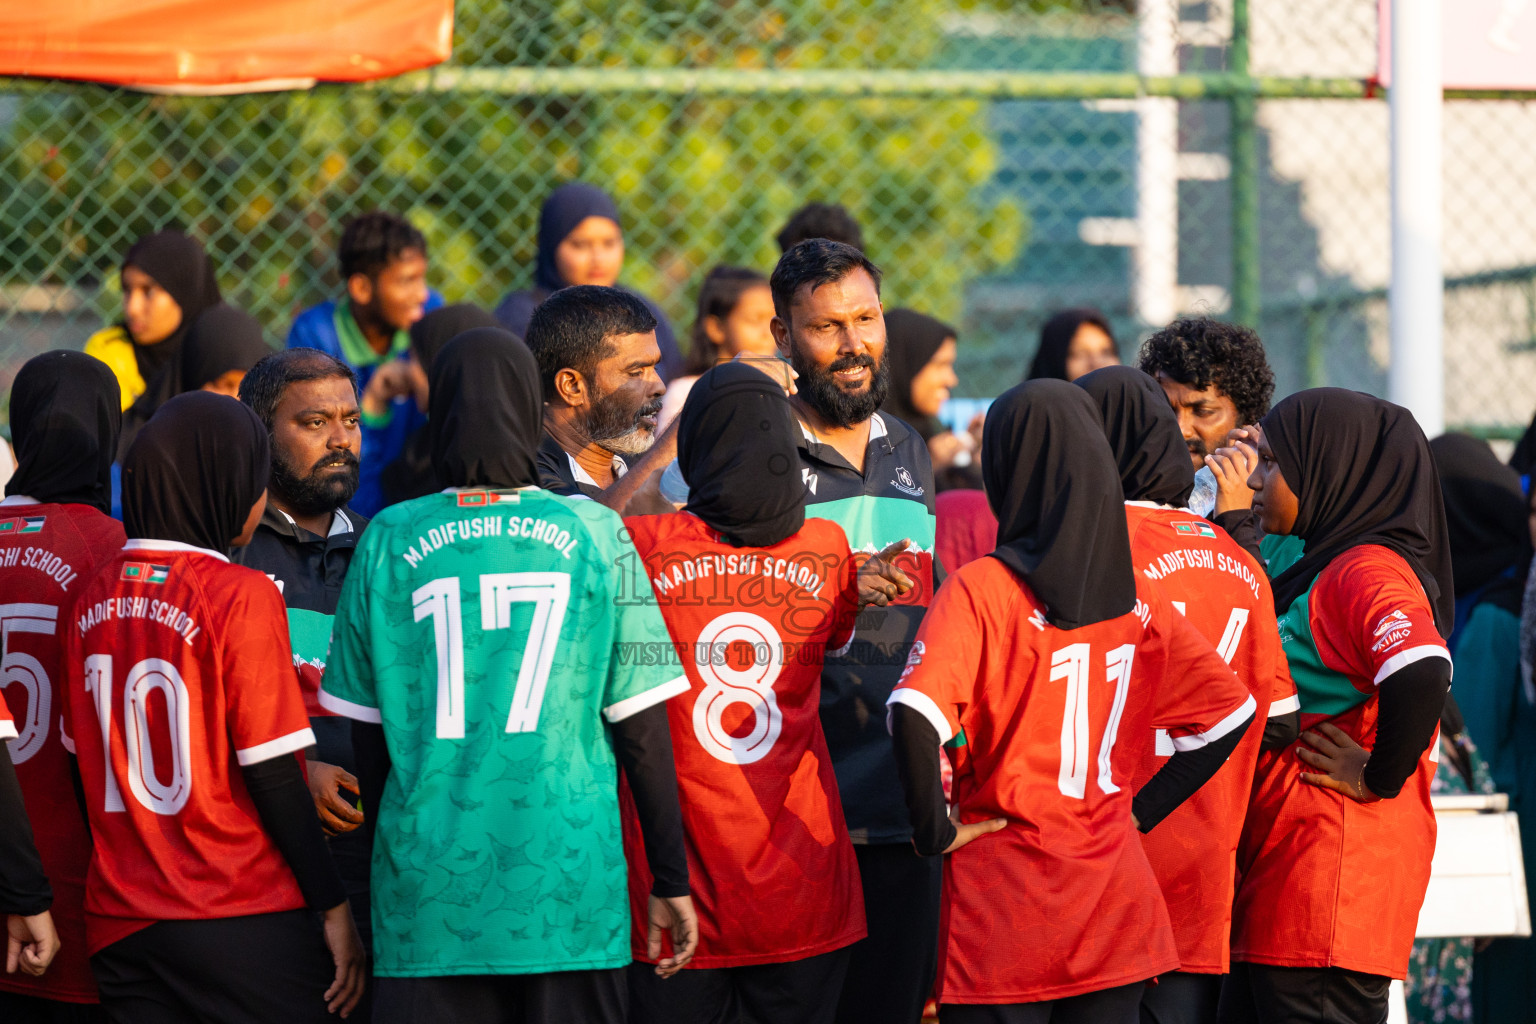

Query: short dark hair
[
  {"left": 239, "top": 349, "right": 358, "bottom": 431},
  {"left": 685, "top": 265, "right": 769, "bottom": 375},
  {"left": 769, "top": 239, "right": 882, "bottom": 326},
  {"left": 525, "top": 285, "right": 658, "bottom": 401},
  {"left": 1136, "top": 317, "right": 1276, "bottom": 425},
  {"left": 338, "top": 211, "right": 428, "bottom": 280},
  {"left": 775, "top": 202, "right": 864, "bottom": 253}
]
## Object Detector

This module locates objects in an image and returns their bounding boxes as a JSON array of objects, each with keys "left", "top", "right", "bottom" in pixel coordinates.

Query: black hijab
[
  {"left": 1430, "top": 432, "right": 1530, "bottom": 600},
  {"left": 7, "top": 351, "right": 121, "bottom": 513},
  {"left": 983, "top": 379, "right": 1136, "bottom": 629},
  {"left": 122, "top": 392, "right": 269, "bottom": 552},
  {"left": 1510, "top": 409, "right": 1536, "bottom": 477},
  {"left": 121, "top": 230, "right": 222, "bottom": 398},
  {"left": 180, "top": 304, "right": 272, "bottom": 392},
  {"left": 679, "top": 362, "right": 806, "bottom": 548},
  {"left": 1027, "top": 308, "right": 1115, "bottom": 382},
  {"left": 879, "top": 308, "right": 955, "bottom": 442},
  {"left": 429, "top": 327, "right": 542, "bottom": 489},
  {"left": 1075, "top": 365, "right": 1195, "bottom": 508},
  {"left": 380, "top": 305, "right": 503, "bottom": 506},
  {"left": 411, "top": 303, "right": 501, "bottom": 369},
  {"left": 535, "top": 183, "right": 622, "bottom": 294},
  {"left": 1264, "top": 388, "right": 1454, "bottom": 635}
]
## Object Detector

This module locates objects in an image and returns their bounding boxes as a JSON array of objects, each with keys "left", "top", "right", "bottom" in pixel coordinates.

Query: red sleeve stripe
[
  {"left": 1267, "top": 693, "right": 1300, "bottom": 716},
  {"left": 234, "top": 727, "right": 317, "bottom": 767},
  {"left": 316, "top": 689, "right": 382, "bottom": 724},
  {"left": 1373, "top": 645, "right": 1451, "bottom": 686},
  {"left": 1169, "top": 694, "right": 1257, "bottom": 752},
  {"left": 885, "top": 688, "right": 954, "bottom": 744},
  {"left": 603, "top": 675, "right": 690, "bottom": 723}
]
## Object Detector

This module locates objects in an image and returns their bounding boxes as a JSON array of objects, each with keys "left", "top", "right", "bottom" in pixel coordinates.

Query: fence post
[{"left": 1229, "top": 0, "right": 1260, "bottom": 329}]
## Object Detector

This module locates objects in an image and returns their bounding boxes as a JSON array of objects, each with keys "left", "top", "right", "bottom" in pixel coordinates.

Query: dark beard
[
  {"left": 790, "top": 346, "right": 890, "bottom": 430},
  {"left": 587, "top": 391, "right": 663, "bottom": 456},
  {"left": 271, "top": 446, "right": 360, "bottom": 517}
]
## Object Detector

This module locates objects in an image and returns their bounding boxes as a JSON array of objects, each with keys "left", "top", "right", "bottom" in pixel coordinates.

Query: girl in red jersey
[
  {"left": 888, "top": 380, "right": 1255, "bottom": 1024},
  {"left": 63, "top": 393, "right": 365, "bottom": 1022},
  {"left": 1223, "top": 389, "right": 1454, "bottom": 1024},
  {"left": 0, "top": 352, "right": 125, "bottom": 1022}
]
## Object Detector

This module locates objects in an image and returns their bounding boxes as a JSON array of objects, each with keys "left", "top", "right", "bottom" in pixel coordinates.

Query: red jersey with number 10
[
  {"left": 0, "top": 501, "right": 124, "bottom": 1004},
  {"left": 890, "top": 557, "right": 1255, "bottom": 1003},
  {"left": 62, "top": 540, "right": 316, "bottom": 953},
  {"left": 1124, "top": 503, "right": 1296, "bottom": 974},
  {"left": 620, "top": 513, "right": 866, "bottom": 967}
]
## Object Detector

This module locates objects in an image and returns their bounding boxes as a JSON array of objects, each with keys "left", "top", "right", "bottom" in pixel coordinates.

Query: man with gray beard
[{"left": 527, "top": 285, "right": 678, "bottom": 512}]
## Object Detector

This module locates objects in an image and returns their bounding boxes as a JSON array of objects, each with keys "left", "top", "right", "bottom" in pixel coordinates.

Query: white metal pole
[
  {"left": 1389, "top": 0, "right": 1443, "bottom": 434},
  {"left": 1136, "top": 0, "right": 1179, "bottom": 329}
]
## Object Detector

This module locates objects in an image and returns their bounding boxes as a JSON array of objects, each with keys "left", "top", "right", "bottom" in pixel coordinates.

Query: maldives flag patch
[
  {"left": 0, "top": 516, "right": 45, "bottom": 535},
  {"left": 1172, "top": 521, "right": 1217, "bottom": 539},
  {"left": 456, "top": 490, "right": 515, "bottom": 507},
  {"left": 121, "top": 562, "right": 170, "bottom": 584}
]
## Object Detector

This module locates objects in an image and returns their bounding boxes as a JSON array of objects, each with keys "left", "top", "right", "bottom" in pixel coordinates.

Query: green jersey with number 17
[{"left": 320, "top": 488, "right": 687, "bottom": 977}]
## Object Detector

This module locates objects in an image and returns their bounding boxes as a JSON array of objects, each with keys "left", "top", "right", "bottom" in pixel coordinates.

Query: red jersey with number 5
[
  {"left": 620, "top": 512, "right": 866, "bottom": 967},
  {"left": 888, "top": 556, "right": 1255, "bottom": 1003},
  {"left": 62, "top": 540, "right": 316, "bottom": 953},
  {"left": 1124, "top": 503, "right": 1296, "bottom": 974},
  {"left": 0, "top": 500, "right": 124, "bottom": 1004}
]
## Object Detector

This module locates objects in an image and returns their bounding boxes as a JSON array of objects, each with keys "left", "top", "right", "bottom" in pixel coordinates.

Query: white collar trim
[
  {"left": 275, "top": 506, "right": 352, "bottom": 538},
  {"left": 798, "top": 411, "right": 888, "bottom": 444},
  {"left": 1124, "top": 500, "right": 1194, "bottom": 513},
  {"left": 0, "top": 495, "right": 40, "bottom": 507},
  {"left": 567, "top": 451, "right": 627, "bottom": 487},
  {"left": 122, "top": 539, "right": 229, "bottom": 563}
]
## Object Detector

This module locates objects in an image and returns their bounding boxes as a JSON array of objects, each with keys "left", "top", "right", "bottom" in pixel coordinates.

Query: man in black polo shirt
[
  {"left": 770, "top": 239, "right": 941, "bottom": 1024},
  {"left": 233, "top": 349, "right": 375, "bottom": 1013},
  {"left": 523, "top": 285, "right": 676, "bottom": 510}
]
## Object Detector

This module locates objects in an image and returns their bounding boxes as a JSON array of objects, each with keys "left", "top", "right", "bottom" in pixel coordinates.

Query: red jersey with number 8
[
  {"left": 620, "top": 513, "right": 866, "bottom": 967},
  {"left": 1125, "top": 503, "right": 1296, "bottom": 974},
  {"left": 62, "top": 540, "right": 316, "bottom": 953},
  {"left": 889, "top": 557, "right": 1255, "bottom": 1003}
]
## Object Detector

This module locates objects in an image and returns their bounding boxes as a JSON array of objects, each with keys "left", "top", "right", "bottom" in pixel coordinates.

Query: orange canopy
[{"left": 0, "top": 0, "right": 454, "bottom": 92}]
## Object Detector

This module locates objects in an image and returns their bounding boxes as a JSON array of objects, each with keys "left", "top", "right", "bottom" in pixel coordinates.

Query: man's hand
[
  {"left": 857, "top": 539, "right": 915, "bottom": 608},
  {"left": 927, "top": 431, "right": 972, "bottom": 472},
  {"left": 731, "top": 353, "right": 798, "bottom": 396},
  {"left": 320, "top": 902, "right": 366, "bottom": 1017},
  {"left": 646, "top": 894, "right": 699, "bottom": 979},
  {"left": 1297, "top": 722, "right": 1381, "bottom": 803},
  {"left": 1207, "top": 426, "right": 1261, "bottom": 515},
  {"left": 942, "top": 809, "right": 1007, "bottom": 855},
  {"left": 6, "top": 911, "right": 59, "bottom": 976},
  {"left": 360, "top": 361, "right": 414, "bottom": 420},
  {"left": 307, "top": 760, "right": 364, "bottom": 836}
]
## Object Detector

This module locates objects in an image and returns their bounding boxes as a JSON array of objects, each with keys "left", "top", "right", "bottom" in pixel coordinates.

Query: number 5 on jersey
[{"left": 414, "top": 573, "right": 570, "bottom": 739}]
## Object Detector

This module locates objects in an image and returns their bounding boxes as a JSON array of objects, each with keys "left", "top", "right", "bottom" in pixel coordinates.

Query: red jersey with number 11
[
  {"left": 1125, "top": 503, "right": 1296, "bottom": 974},
  {"left": 621, "top": 513, "right": 866, "bottom": 968},
  {"left": 62, "top": 540, "right": 316, "bottom": 953},
  {"left": 889, "top": 557, "right": 1254, "bottom": 1003}
]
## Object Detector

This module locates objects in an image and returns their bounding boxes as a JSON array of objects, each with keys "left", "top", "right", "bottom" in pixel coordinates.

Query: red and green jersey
[
  {"left": 1233, "top": 543, "right": 1448, "bottom": 979},
  {"left": 621, "top": 513, "right": 866, "bottom": 967},
  {"left": 1125, "top": 504, "right": 1296, "bottom": 974},
  {"left": 889, "top": 557, "right": 1254, "bottom": 1003}
]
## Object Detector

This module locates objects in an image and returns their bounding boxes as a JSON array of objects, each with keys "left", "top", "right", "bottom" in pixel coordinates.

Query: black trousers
[
  {"left": 1216, "top": 963, "right": 1390, "bottom": 1024},
  {"left": 835, "top": 843, "right": 943, "bottom": 1024},
  {"left": 628, "top": 946, "right": 851, "bottom": 1024},
  {"left": 0, "top": 990, "right": 107, "bottom": 1024},
  {"left": 89, "top": 910, "right": 336, "bottom": 1024},
  {"left": 372, "top": 967, "right": 627, "bottom": 1024},
  {"left": 939, "top": 980, "right": 1146, "bottom": 1024},
  {"left": 1142, "top": 971, "right": 1222, "bottom": 1024}
]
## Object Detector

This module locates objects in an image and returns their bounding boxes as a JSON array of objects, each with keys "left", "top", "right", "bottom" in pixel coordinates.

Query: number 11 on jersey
[{"left": 1050, "top": 643, "right": 1136, "bottom": 800}]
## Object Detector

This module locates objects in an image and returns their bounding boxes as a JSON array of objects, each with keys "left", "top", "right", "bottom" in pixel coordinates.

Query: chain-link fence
[{"left": 2, "top": 0, "right": 1535, "bottom": 434}]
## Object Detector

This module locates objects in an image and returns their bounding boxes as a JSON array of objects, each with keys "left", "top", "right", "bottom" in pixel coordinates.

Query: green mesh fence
[{"left": 2, "top": 0, "right": 1535, "bottom": 435}]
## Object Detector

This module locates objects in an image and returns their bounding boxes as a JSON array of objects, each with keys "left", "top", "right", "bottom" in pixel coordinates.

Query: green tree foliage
[{"left": 0, "top": 0, "right": 1024, "bottom": 340}]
